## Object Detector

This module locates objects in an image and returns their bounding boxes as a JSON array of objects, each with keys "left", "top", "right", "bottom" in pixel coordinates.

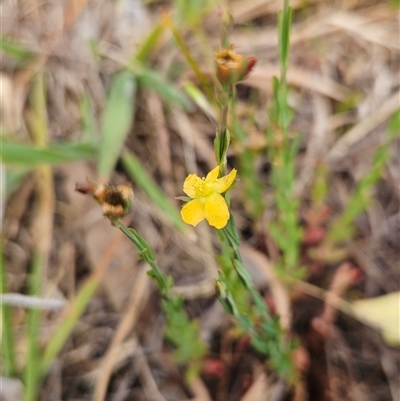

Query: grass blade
[
  {"left": 121, "top": 150, "right": 187, "bottom": 232},
  {"left": 1, "top": 141, "right": 98, "bottom": 165},
  {"left": 98, "top": 70, "right": 137, "bottom": 180},
  {"left": 0, "top": 37, "right": 33, "bottom": 63},
  {"left": 40, "top": 277, "right": 99, "bottom": 375},
  {"left": 134, "top": 22, "right": 165, "bottom": 63},
  {"left": 80, "top": 92, "right": 98, "bottom": 143},
  {"left": 24, "top": 72, "right": 55, "bottom": 401},
  {"left": 183, "top": 81, "right": 216, "bottom": 121},
  {"left": 134, "top": 67, "right": 190, "bottom": 109}
]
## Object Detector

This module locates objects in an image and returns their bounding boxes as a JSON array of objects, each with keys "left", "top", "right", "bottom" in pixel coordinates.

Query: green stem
[
  {"left": 117, "top": 222, "right": 172, "bottom": 299},
  {"left": 220, "top": 105, "right": 228, "bottom": 136},
  {"left": 1, "top": 249, "right": 17, "bottom": 376},
  {"left": 217, "top": 106, "right": 229, "bottom": 175},
  {"left": 40, "top": 277, "right": 98, "bottom": 376},
  {"left": 216, "top": 86, "right": 234, "bottom": 175},
  {"left": 117, "top": 221, "right": 206, "bottom": 378},
  {"left": 220, "top": 223, "right": 272, "bottom": 323},
  {"left": 25, "top": 252, "right": 43, "bottom": 401},
  {"left": 216, "top": 215, "right": 292, "bottom": 377}
]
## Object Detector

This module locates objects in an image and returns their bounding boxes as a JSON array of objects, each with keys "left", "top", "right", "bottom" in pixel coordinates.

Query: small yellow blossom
[{"left": 181, "top": 166, "right": 237, "bottom": 229}]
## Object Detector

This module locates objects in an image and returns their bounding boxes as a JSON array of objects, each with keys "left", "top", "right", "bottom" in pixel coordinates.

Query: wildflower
[
  {"left": 76, "top": 180, "right": 134, "bottom": 221},
  {"left": 215, "top": 45, "right": 257, "bottom": 86},
  {"left": 180, "top": 166, "right": 237, "bottom": 229}
]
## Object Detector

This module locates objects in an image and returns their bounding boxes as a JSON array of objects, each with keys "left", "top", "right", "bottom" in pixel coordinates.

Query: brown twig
[{"left": 93, "top": 266, "right": 150, "bottom": 401}]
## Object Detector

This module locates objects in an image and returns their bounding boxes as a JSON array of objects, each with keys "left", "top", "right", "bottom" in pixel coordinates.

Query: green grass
[
  {"left": 266, "top": 2, "right": 303, "bottom": 277},
  {"left": 326, "top": 109, "right": 400, "bottom": 247}
]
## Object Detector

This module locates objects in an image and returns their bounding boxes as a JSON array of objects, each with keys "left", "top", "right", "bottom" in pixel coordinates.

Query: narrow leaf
[
  {"left": 121, "top": 151, "right": 187, "bottom": 232},
  {"left": 1, "top": 141, "right": 98, "bottom": 165},
  {"left": 98, "top": 70, "right": 137, "bottom": 179},
  {"left": 134, "top": 67, "right": 190, "bottom": 109},
  {"left": 134, "top": 23, "right": 165, "bottom": 63},
  {"left": 80, "top": 92, "right": 97, "bottom": 142},
  {"left": 1, "top": 37, "right": 33, "bottom": 63}
]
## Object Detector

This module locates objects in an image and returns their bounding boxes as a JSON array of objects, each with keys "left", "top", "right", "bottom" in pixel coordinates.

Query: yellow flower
[{"left": 181, "top": 166, "right": 237, "bottom": 229}]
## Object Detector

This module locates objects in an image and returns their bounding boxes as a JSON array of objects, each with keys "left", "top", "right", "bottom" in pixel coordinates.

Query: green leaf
[
  {"left": 268, "top": 221, "right": 286, "bottom": 250},
  {"left": 128, "top": 228, "right": 155, "bottom": 261},
  {"left": 387, "top": 108, "right": 400, "bottom": 139},
  {"left": 1, "top": 141, "right": 98, "bottom": 165},
  {"left": 41, "top": 277, "right": 99, "bottom": 375},
  {"left": 183, "top": 81, "right": 217, "bottom": 120},
  {"left": 134, "top": 23, "right": 165, "bottom": 63},
  {"left": 223, "top": 215, "right": 240, "bottom": 246},
  {"left": 277, "top": 4, "right": 292, "bottom": 75},
  {"left": 214, "top": 135, "right": 222, "bottom": 164},
  {"left": 1, "top": 37, "right": 33, "bottom": 63},
  {"left": 80, "top": 92, "right": 97, "bottom": 143},
  {"left": 391, "top": 0, "right": 400, "bottom": 7},
  {"left": 174, "top": 0, "right": 212, "bottom": 26},
  {"left": 98, "top": 70, "right": 137, "bottom": 179},
  {"left": 135, "top": 67, "right": 190, "bottom": 109}
]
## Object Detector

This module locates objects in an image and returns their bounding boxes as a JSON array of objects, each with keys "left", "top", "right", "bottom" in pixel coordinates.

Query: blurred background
[{"left": 1, "top": 0, "right": 399, "bottom": 400}]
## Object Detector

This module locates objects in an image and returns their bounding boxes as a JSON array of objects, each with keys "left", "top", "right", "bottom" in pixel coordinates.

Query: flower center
[{"left": 194, "top": 179, "right": 211, "bottom": 197}]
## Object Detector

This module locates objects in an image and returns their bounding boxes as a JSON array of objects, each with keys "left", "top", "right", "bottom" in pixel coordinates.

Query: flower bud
[
  {"left": 76, "top": 180, "right": 134, "bottom": 221},
  {"left": 215, "top": 46, "right": 257, "bottom": 85}
]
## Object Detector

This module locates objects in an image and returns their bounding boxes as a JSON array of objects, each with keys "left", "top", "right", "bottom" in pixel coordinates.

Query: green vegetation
[{"left": 1, "top": 1, "right": 398, "bottom": 399}]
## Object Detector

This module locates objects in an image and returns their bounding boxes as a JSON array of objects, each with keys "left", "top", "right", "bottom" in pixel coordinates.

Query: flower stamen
[{"left": 180, "top": 166, "right": 236, "bottom": 229}]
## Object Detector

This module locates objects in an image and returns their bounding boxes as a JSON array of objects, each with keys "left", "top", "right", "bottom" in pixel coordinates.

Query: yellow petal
[
  {"left": 351, "top": 292, "right": 400, "bottom": 347},
  {"left": 181, "top": 198, "right": 206, "bottom": 227},
  {"left": 211, "top": 168, "right": 237, "bottom": 194},
  {"left": 205, "top": 166, "right": 220, "bottom": 183},
  {"left": 183, "top": 173, "right": 202, "bottom": 198},
  {"left": 204, "top": 193, "right": 230, "bottom": 229}
]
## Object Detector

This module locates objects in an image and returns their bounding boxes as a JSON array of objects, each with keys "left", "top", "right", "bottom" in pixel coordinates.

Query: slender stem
[
  {"left": 117, "top": 222, "right": 172, "bottom": 299},
  {"left": 25, "top": 72, "right": 55, "bottom": 401},
  {"left": 116, "top": 221, "right": 206, "bottom": 378},
  {"left": 25, "top": 252, "right": 43, "bottom": 401},
  {"left": 1, "top": 249, "right": 17, "bottom": 376},
  {"left": 118, "top": 222, "right": 143, "bottom": 250},
  {"left": 220, "top": 225, "right": 272, "bottom": 323},
  {"left": 220, "top": 105, "right": 228, "bottom": 136},
  {"left": 218, "top": 104, "right": 229, "bottom": 176}
]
